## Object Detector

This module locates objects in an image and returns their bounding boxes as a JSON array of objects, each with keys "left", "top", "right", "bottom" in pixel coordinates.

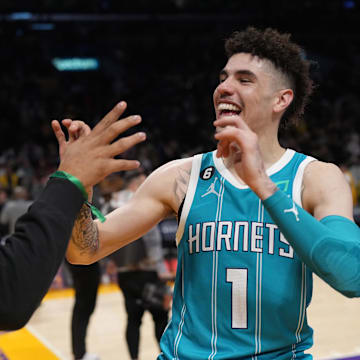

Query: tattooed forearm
[
  {"left": 174, "top": 166, "right": 191, "bottom": 205},
  {"left": 71, "top": 203, "right": 99, "bottom": 254}
]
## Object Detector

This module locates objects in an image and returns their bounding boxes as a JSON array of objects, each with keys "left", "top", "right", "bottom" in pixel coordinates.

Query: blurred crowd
[
  {"left": 1, "top": 19, "right": 360, "bottom": 230},
  {"left": 0, "top": 13, "right": 360, "bottom": 359}
]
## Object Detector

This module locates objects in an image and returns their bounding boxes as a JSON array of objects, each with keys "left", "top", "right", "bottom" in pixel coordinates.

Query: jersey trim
[
  {"left": 212, "top": 149, "right": 296, "bottom": 189},
  {"left": 176, "top": 154, "right": 202, "bottom": 246},
  {"left": 208, "top": 176, "right": 225, "bottom": 360},
  {"left": 292, "top": 156, "right": 316, "bottom": 207},
  {"left": 174, "top": 303, "right": 187, "bottom": 359},
  {"left": 291, "top": 156, "right": 315, "bottom": 349},
  {"left": 254, "top": 199, "right": 265, "bottom": 357}
]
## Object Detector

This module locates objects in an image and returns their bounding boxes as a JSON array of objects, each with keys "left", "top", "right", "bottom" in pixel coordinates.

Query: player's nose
[{"left": 216, "top": 77, "right": 236, "bottom": 96}]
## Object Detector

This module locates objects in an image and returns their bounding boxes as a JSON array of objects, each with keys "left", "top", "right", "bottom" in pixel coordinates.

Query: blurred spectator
[
  {"left": 65, "top": 185, "right": 104, "bottom": 360},
  {"left": 66, "top": 261, "right": 101, "bottom": 360},
  {"left": 340, "top": 163, "right": 358, "bottom": 207},
  {"left": 0, "top": 188, "right": 9, "bottom": 240},
  {"left": 109, "top": 169, "right": 171, "bottom": 360},
  {"left": 158, "top": 215, "right": 178, "bottom": 278},
  {"left": 0, "top": 186, "right": 32, "bottom": 234},
  {"left": 0, "top": 188, "right": 8, "bottom": 214},
  {"left": 0, "top": 164, "right": 19, "bottom": 197}
]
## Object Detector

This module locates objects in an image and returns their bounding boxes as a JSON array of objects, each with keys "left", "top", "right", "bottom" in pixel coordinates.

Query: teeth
[{"left": 218, "top": 103, "right": 241, "bottom": 112}]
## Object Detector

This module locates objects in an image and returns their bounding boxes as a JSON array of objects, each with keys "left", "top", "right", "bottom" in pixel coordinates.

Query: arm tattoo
[
  {"left": 174, "top": 166, "right": 191, "bottom": 205},
  {"left": 71, "top": 203, "right": 99, "bottom": 254}
]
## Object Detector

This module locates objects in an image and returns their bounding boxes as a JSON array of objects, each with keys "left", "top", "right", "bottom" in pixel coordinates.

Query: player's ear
[{"left": 273, "top": 88, "right": 293, "bottom": 114}]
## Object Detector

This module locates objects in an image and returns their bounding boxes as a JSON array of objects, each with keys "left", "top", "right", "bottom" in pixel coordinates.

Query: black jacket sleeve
[{"left": 0, "top": 178, "right": 84, "bottom": 330}]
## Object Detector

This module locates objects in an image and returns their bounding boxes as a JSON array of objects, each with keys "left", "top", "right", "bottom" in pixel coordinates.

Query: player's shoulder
[
  {"left": 139, "top": 156, "right": 194, "bottom": 195},
  {"left": 301, "top": 159, "right": 353, "bottom": 219},
  {"left": 149, "top": 156, "right": 194, "bottom": 179},
  {"left": 140, "top": 156, "right": 196, "bottom": 212},
  {"left": 303, "top": 160, "right": 345, "bottom": 184},
  {"left": 302, "top": 160, "right": 349, "bottom": 205}
]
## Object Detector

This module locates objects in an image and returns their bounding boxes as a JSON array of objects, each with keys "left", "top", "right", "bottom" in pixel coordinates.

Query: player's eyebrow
[{"left": 219, "top": 69, "right": 257, "bottom": 79}]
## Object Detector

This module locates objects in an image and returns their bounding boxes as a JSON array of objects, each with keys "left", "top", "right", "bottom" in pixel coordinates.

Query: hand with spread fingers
[{"left": 51, "top": 101, "right": 146, "bottom": 190}]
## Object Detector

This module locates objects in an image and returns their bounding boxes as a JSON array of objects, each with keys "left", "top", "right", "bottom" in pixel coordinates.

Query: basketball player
[
  {"left": 58, "top": 28, "right": 360, "bottom": 358},
  {"left": 0, "top": 102, "right": 145, "bottom": 331}
]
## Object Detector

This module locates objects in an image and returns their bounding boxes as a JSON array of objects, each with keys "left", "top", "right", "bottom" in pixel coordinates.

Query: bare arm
[
  {"left": 66, "top": 158, "right": 192, "bottom": 264},
  {"left": 302, "top": 161, "right": 354, "bottom": 220},
  {"left": 70, "top": 204, "right": 99, "bottom": 255}
]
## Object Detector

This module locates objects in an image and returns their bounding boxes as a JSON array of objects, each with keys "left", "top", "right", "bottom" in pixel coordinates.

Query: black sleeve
[{"left": 0, "top": 178, "right": 84, "bottom": 330}]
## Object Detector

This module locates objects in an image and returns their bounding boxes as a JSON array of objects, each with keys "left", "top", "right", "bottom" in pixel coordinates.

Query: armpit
[{"left": 174, "top": 165, "right": 191, "bottom": 210}]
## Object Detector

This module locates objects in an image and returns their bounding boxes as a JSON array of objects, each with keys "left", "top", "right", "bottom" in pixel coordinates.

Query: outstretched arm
[
  {"left": 65, "top": 158, "right": 192, "bottom": 265},
  {"left": 0, "top": 179, "right": 84, "bottom": 330},
  {"left": 0, "top": 101, "right": 145, "bottom": 330}
]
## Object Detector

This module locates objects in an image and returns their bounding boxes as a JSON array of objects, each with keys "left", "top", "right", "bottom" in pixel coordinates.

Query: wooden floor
[{"left": 0, "top": 275, "right": 359, "bottom": 360}]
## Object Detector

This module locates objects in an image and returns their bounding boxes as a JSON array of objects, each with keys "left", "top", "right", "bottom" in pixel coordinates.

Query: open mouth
[{"left": 218, "top": 103, "right": 242, "bottom": 117}]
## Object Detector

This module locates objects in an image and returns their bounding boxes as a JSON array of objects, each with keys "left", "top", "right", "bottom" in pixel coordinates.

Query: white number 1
[{"left": 226, "top": 268, "right": 248, "bottom": 329}]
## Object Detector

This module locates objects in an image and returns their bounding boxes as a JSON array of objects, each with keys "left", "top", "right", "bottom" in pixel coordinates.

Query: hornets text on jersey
[{"left": 158, "top": 149, "right": 316, "bottom": 360}]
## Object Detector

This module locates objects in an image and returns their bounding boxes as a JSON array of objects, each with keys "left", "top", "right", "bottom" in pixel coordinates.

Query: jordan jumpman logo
[
  {"left": 202, "top": 177, "right": 220, "bottom": 197},
  {"left": 284, "top": 201, "right": 300, "bottom": 222}
]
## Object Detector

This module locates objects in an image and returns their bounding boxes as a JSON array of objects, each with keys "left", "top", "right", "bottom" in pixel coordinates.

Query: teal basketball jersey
[{"left": 158, "top": 149, "right": 317, "bottom": 360}]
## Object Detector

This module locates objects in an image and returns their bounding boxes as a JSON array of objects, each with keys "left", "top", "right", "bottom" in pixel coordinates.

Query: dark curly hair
[{"left": 225, "top": 27, "right": 314, "bottom": 126}]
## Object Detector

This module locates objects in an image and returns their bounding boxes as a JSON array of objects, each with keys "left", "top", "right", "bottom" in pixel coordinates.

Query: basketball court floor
[{"left": 0, "top": 275, "right": 359, "bottom": 360}]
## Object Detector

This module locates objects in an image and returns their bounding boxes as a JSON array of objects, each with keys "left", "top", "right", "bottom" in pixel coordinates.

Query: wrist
[
  {"left": 58, "top": 164, "right": 86, "bottom": 187},
  {"left": 251, "top": 176, "right": 278, "bottom": 200},
  {"left": 50, "top": 170, "right": 88, "bottom": 200},
  {"left": 49, "top": 170, "right": 105, "bottom": 223}
]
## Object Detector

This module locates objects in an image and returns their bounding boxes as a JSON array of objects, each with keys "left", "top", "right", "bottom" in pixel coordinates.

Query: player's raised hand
[
  {"left": 51, "top": 101, "right": 146, "bottom": 190},
  {"left": 214, "top": 116, "right": 276, "bottom": 198},
  {"left": 52, "top": 119, "right": 91, "bottom": 159}
]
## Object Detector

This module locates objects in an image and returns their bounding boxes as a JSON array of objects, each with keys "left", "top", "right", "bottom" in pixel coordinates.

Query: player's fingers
[
  {"left": 108, "top": 131, "right": 146, "bottom": 157},
  {"left": 60, "top": 119, "right": 75, "bottom": 141},
  {"left": 92, "top": 101, "right": 127, "bottom": 135},
  {"left": 214, "top": 118, "right": 238, "bottom": 128},
  {"left": 216, "top": 140, "right": 226, "bottom": 158},
  {"left": 216, "top": 143, "right": 222, "bottom": 158},
  {"left": 51, "top": 120, "right": 67, "bottom": 146},
  {"left": 68, "top": 120, "right": 90, "bottom": 140},
  {"left": 101, "top": 115, "right": 142, "bottom": 144},
  {"left": 107, "top": 158, "right": 141, "bottom": 173},
  {"left": 61, "top": 119, "right": 72, "bottom": 128},
  {"left": 220, "top": 140, "right": 230, "bottom": 158},
  {"left": 214, "top": 116, "right": 251, "bottom": 131},
  {"left": 80, "top": 123, "right": 91, "bottom": 136},
  {"left": 215, "top": 127, "right": 256, "bottom": 152},
  {"left": 215, "top": 127, "right": 241, "bottom": 142}
]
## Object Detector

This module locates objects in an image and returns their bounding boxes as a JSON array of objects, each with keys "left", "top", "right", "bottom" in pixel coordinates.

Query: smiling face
[{"left": 213, "top": 53, "right": 292, "bottom": 133}]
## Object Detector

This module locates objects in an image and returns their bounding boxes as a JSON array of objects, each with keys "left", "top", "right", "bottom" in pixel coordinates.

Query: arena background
[
  {"left": 1, "top": 0, "right": 360, "bottom": 169},
  {"left": 0, "top": 1, "right": 360, "bottom": 360}
]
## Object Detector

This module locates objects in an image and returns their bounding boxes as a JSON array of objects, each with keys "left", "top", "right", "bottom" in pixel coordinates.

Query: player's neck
[{"left": 259, "top": 136, "right": 286, "bottom": 169}]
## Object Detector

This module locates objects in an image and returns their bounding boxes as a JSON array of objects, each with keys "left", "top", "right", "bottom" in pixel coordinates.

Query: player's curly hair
[{"left": 225, "top": 27, "right": 314, "bottom": 126}]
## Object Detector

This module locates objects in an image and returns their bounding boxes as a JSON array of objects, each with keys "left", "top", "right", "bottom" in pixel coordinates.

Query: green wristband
[{"left": 49, "top": 170, "right": 106, "bottom": 223}]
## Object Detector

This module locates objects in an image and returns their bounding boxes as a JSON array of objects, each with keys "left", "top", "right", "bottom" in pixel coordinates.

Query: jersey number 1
[{"left": 226, "top": 268, "right": 248, "bottom": 329}]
